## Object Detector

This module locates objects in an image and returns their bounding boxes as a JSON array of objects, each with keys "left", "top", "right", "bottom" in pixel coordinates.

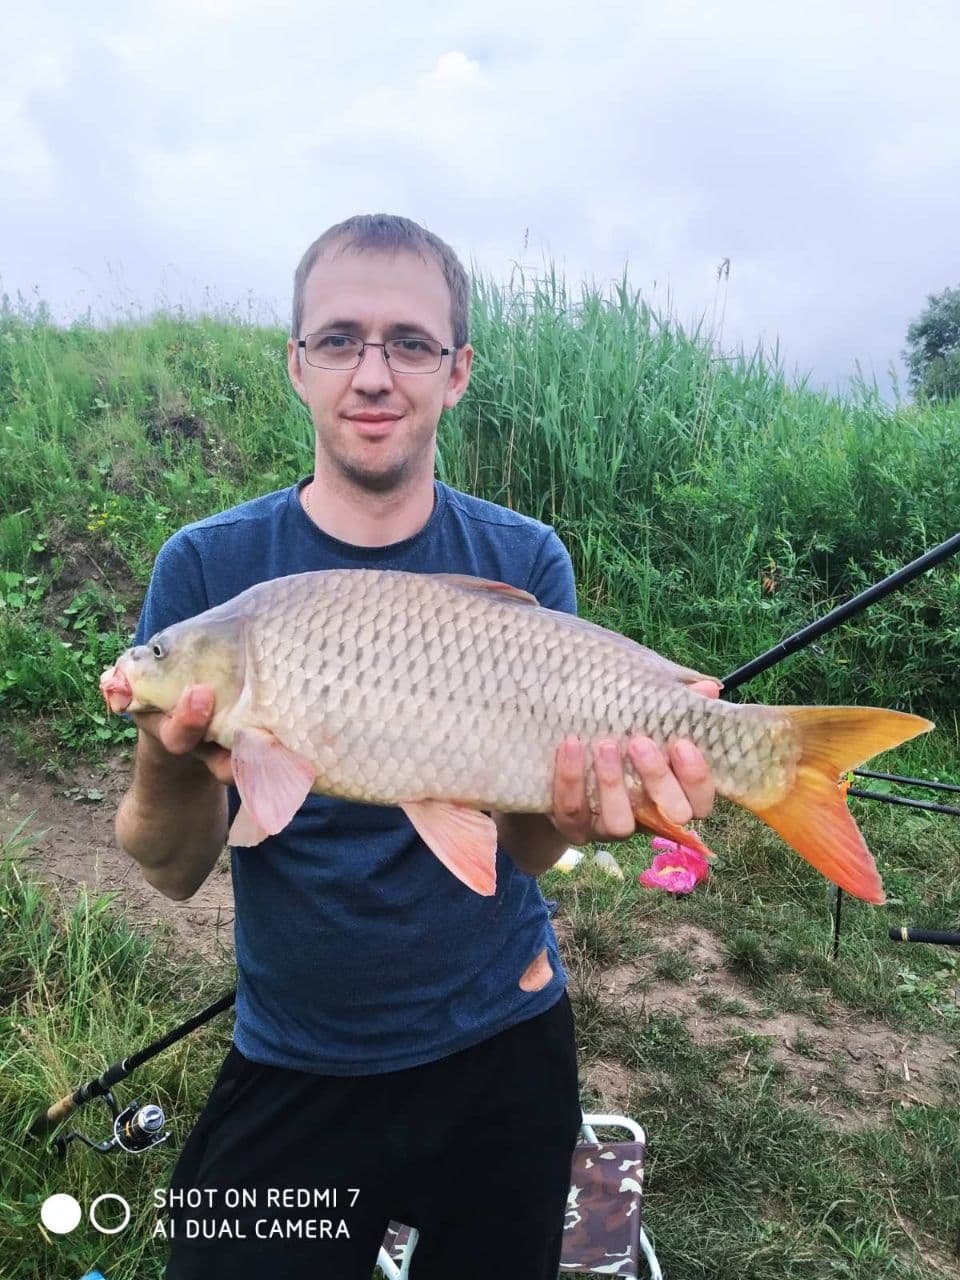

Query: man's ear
[
  {"left": 287, "top": 337, "right": 307, "bottom": 403},
  {"left": 443, "top": 343, "right": 474, "bottom": 410}
]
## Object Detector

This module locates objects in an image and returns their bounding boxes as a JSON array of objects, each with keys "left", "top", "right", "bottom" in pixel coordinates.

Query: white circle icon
[
  {"left": 40, "top": 1194, "right": 82, "bottom": 1234},
  {"left": 89, "top": 1193, "right": 132, "bottom": 1235}
]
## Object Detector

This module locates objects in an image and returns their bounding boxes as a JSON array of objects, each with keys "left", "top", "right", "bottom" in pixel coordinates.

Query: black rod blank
[
  {"left": 720, "top": 530, "right": 960, "bottom": 694},
  {"left": 853, "top": 769, "right": 960, "bottom": 795},
  {"left": 846, "top": 788, "right": 960, "bottom": 818},
  {"left": 888, "top": 927, "right": 960, "bottom": 946}
]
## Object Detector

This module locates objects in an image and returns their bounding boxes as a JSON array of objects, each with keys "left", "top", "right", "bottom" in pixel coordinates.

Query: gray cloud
[{"left": 2, "top": 0, "right": 958, "bottom": 399}]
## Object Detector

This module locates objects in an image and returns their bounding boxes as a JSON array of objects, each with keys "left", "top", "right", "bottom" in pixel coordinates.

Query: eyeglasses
[{"left": 297, "top": 332, "right": 455, "bottom": 374}]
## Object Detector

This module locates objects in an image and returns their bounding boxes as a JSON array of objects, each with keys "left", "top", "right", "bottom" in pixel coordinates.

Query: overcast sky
[{"left": 3, "top": 0, "right": 958, "bottom": 402}]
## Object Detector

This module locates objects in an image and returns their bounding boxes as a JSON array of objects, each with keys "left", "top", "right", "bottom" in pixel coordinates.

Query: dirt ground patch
[
  {"left": 595, "top": 923, "right": 960, "bottom": 1129},
  {"left": 0, "top": 744, "right": 234, "bottom": 961}
]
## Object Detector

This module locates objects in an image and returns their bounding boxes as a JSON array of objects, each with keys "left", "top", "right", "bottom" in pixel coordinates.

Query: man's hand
[
  {"left": 549, "top": 679, "right": 721, "bottom": 846},
  {"left": 131, "top": 684, "right": 235, "bottom": 787}
]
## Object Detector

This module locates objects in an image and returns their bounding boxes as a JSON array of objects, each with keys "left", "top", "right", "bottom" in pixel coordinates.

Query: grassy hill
[{"left": 1, "top": 275, "right": 958, "bottom": 1277}]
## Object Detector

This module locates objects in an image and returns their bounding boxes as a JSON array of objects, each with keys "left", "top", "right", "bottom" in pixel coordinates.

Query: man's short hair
[{"left": 292, "top": 214, "right": 471, "bottom": 349}]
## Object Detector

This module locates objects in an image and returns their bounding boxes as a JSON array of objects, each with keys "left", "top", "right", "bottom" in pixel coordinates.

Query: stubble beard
[
  {"left": 337, "top": 453, "right": 410, "bottom": 495},
  {"left": 323, "top": 426, "right": 434, "bottom": 497}
]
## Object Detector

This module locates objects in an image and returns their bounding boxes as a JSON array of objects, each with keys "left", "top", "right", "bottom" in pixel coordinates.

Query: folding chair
[{"left": 376, "top": 1112, "right": 663, "bottom": 1279}]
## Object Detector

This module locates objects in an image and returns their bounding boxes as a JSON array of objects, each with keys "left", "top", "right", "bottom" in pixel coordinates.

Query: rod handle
[{"left": 27, "top": 1093, "right": 78, "bottom": 1138}]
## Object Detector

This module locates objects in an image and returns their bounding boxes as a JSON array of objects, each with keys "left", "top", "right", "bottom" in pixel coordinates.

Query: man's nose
[{"left": 350, "top": 343, "right": 395, "bottom": 392}]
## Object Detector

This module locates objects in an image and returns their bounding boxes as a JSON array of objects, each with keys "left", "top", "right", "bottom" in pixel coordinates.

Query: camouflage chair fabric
[
  {"left": 380, "top": 1220, "right": 415, "bottom": 1272},
  {"left": 378, "top": 1132, "right": 651, "bottom": 1279},
  {"left": 559, "top": 1138, "right": 645, "bottom": 1276}
]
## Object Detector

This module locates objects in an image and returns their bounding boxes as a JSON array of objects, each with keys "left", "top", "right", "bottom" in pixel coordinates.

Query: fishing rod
[
  {"left": 28, "top": 989, "right": 236, "bottom": 1157},
  {"left": 718, "top": 531, "right": 960, "bottom": 957},
  {"left": 888, "top": 927, "right": 960, "bottom": 947},
  {"left": 846, "top": 770, "right": 960, "bottom": 817},
  {"left": 720, "top": 529, "right": 960, "bottom": 694},
  {"left": 720, "top": 531, "right": 960, "bottom": 812}
]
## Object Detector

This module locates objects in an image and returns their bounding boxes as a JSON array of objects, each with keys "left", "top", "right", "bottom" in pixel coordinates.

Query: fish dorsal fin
[{"left": 429, "top": 574, "right": 540, "bottom": 606}]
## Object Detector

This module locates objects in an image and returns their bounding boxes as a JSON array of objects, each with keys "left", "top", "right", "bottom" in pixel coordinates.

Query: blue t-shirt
[{"left": 134, "top": 478, "right": 578, "bottom": 1075}]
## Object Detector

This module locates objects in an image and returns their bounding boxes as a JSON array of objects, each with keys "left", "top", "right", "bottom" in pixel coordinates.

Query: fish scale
[
  {"left": 101, "top": 567, "right": 934, "bottom": 904},
  {"left": 230, "top": 569, "right": 795, "bottom": 810}
]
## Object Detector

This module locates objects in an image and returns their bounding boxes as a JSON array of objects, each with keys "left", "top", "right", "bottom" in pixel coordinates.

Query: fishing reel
[{"left": 52, "top": 1091, "right": 168, "bottom": 1159}]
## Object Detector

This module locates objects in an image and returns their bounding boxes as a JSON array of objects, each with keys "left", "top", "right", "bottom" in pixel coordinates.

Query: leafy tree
[{"left": 903, "top": 286, "right": 960, "bottom": 402}]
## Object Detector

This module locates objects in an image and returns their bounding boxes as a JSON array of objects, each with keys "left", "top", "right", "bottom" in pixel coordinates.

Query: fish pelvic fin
[
  {"left": 228, "top": 803, "right": 271, "bottom": 847},
  {"left": 400, "top": 800, "right": 498, "bottom": 896},
  {"left": 745, "top": 706, "right": 934, "bottom": 905},
  {"left": 230, "top": 727, "right": 316, "bottom": 841}
]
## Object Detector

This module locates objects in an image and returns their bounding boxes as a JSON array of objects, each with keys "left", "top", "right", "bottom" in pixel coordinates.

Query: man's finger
[
  {"left": 193, "top": 741, "right": 236, "bottom": 786},
  {"left": 627, "top": 736, "right": 693, "bottom": 826},
  {"left": 159, "top": 686, "right": 214, "bottom": 753},
  {"left": 689, "top": 679, "right": 722, "bottom": 699},
  {"left": 134, "top": 685, "right": 215, "bottom": 756},
  {"left": 668, "top": 739, "right": 716, "bottom": 819},
  {"left": 592, "top": 740, "right": 635, "bottom": 838},
  {"left": 552, "top": 736, "right": 590, "bottom": 841}
]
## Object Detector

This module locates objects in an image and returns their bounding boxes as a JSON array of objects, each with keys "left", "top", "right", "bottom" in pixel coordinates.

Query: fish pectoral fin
[
  {"left": 626, "top": 776, "right": 715, "bottom": 860},
  {"left": 400, "top": 800, "right": 498, "bottom": 896},
  {"left": 228, "top": 803, "right": 271, "bottom": 847},
  {"left": 231, "top": 727, "right": 316, "bottom": 837}
]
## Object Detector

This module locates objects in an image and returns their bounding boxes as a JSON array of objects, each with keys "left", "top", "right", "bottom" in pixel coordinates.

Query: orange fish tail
[{"left": 744, "top": 707, "right": 933, "bottom": 905}]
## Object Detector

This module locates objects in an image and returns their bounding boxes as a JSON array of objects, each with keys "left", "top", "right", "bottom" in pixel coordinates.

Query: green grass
[
  {"left": 1, "top": 269, "right": 959, "bottom": 1276},
  {"left": 549, "top": 831, "right": 960, "bottom": 1277},
  {"left": 0, "top": 847, "right": 235, "bottom": 1279}
]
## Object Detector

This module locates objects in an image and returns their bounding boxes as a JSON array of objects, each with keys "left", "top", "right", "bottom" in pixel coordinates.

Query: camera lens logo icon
[
  {"left": 40, "top": 1192, "right": 131, "bottom": 1235},
  {"left": 40, "top": 1194, "right": 82, "bottom": 1234}
]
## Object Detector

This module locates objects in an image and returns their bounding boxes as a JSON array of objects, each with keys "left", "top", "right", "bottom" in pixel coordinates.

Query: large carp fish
[{"left": 100, "top": 569, "right": 933, "bottom": 904}]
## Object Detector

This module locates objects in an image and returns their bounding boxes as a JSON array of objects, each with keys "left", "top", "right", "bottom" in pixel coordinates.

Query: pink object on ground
[{"left": 638, "top": 839, "right": 710, "bottom": 894}]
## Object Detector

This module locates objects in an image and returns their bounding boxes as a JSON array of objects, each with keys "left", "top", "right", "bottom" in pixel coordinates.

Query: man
[{"left": 116, "top": 214, "right": 718, "bottom": 1280}]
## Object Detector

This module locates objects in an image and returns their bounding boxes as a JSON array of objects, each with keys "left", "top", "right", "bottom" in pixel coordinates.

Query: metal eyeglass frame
[{"left": 297, "top": 333, "right": 457, "bottom": 374}]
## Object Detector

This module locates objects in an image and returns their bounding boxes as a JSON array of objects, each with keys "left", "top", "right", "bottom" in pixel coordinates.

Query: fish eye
[{"left": 151, "top": 640, "right": 166, "bottom": 660}]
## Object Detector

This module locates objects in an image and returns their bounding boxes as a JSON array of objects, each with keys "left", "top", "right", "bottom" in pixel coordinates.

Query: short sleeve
[
  {"left": 526, "top": 529, "right": 577, "bottom": 617},
  {"left": 133, "top": 532, "right": 210, "bottom": 647}
]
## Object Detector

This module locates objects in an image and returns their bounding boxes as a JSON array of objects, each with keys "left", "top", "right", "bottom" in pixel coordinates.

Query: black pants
[{"left": 164, "top": 992, "right": 581, "bottom": 1280}]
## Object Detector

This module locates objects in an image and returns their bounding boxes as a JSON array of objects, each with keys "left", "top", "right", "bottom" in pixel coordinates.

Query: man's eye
[
  {"left": 316, "top": 334, "right": 354, "bottom": 350},
  {"left": 393, "top": 339, "right": 430, "bottom": 353}
]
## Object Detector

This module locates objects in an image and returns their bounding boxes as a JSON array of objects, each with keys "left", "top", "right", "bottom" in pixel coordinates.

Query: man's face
[{"left": 287, "top": 245, "right": 473, "bottom": 494}]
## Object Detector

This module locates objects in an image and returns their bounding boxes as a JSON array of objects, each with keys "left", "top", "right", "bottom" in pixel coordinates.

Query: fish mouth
[{"left": 100, "top": 662, "right": 133, "bottom": 713}]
